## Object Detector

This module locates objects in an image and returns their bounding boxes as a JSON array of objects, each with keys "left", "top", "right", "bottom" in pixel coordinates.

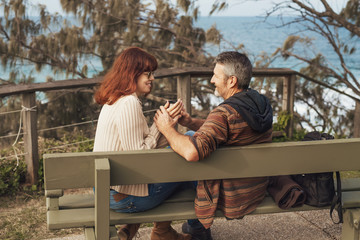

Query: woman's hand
[
  {"left": 164, "top": 99, "right": 183, "bottom": 119},
  {"left": 154, "top": 106, "right": 181, "bottom": 133}
]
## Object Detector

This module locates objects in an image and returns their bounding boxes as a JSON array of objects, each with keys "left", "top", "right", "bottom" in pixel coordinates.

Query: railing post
[
  {"left": 282, "top": 74, "right": 295, "bottom": 139},
  {"left": 354, "top": 100, "right": 360, "bottom": 138},
  {"left": 177, "top": 74, "right": 191, "bottom": 133},
  {"left": 22, "top": 92, "right": 39, "bottom": 185}
]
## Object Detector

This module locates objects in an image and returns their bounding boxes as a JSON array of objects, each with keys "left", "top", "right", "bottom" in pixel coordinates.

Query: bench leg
[
  {"left": 342, "top": 209, "right": 360, "bottom": 240},
  {"left": 95, "top": 158, "right": 110, "bottom": 240},
  {"left": 85, "top": 227, "right": 96, "bottom": 240}
]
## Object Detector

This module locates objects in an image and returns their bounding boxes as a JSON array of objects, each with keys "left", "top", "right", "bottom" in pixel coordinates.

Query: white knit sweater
[{"left": 93, "top": 93, "right": 161, "bottom": 196}]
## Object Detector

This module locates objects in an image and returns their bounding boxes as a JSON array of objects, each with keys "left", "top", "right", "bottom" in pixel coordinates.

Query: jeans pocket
[{"left": 111, "top": 198, "right": 136, "bottom": 212}]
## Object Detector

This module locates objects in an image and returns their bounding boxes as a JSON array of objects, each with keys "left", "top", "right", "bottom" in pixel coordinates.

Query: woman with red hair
[{"left": 93, "top": 47, "right": 190, "bottom": 240}]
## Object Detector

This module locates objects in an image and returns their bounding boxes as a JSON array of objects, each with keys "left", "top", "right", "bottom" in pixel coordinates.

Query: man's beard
[{"left": 214, "top": 88, "right": 220, "bottom": 97}]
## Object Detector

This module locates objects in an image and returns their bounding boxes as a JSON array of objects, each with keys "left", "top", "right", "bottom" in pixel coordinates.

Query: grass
[
  {"left": 0, "top": 189, "right": 185, "bottom": 240},
  {"left": 0, "top": 191, "right": 83, "bottom": 240}
]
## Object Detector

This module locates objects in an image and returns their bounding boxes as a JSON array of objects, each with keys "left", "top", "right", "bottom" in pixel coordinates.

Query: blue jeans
[{"left": 110, "top": 182, "right": 189, "bottom": 213}]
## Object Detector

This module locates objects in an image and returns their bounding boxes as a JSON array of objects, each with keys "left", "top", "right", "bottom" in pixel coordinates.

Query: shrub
[
  {"left": 0, "top": 157, "right": 26, "bottom": 196},
  {"left": 273, "top": 111, "right": 307, "bottom": 142},
  {"left": 0, "top": 133, "right": 94, "bottom": 196}
]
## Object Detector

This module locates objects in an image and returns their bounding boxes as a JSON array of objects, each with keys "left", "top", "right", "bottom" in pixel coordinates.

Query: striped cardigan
[{"left": 191, "top": 104, "right": 272, "bottom": 229}]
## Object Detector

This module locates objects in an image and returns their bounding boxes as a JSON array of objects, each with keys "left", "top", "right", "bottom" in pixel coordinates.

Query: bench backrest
[{"left": 43, "top": 138, "right": 360, "bottom": 191}]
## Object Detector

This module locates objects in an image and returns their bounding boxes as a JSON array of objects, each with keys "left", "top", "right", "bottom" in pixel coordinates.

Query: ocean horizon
[{"left": 0, "top": 16, "right": 358, "bottom": 84}]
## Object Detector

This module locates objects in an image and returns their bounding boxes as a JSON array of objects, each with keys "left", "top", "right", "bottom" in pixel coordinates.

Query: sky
[
  {"left": 196, "top": 0, "right": 348, "bottom": 16},
  {"left": 31, "top": 0, "right": 349, "bottom": 17}
]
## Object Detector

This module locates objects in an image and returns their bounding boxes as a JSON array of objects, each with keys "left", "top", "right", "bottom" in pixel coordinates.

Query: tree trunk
[{"left": 354, "top": 100, "right": 360, "bottom": 138}]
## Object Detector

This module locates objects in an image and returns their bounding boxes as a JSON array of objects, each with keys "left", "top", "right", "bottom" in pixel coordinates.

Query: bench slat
[
  {"left": 340, "top": 178, "right": 360, "bottom": 192},
  {"left": 343, "top": 191, "right": 360, "bottom": 208},
  {"left": 59, "top": 188, "right": 196, "bottom": 210},
  {"left": 57, "top": 179, "right": 360, "bottom": 210},
  {"left": 44, "top": 138, "right": 360, "bottom": 190},
  {"left": 46, "top": 197, "right": 324, "bottom": 229},
  {"left": 49, "top": 191, "right": 360, "bottom": 230},
  {"left": 59, "top": 194, "right": 94, "bottom": 209},
  {"left": 47, "top": 208, "right": 95, "bottom": 229}
]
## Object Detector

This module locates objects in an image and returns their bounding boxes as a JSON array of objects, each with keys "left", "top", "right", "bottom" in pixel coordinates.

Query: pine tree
[{"left": 0, "top": 0, "right": 222, "bottom": 140}]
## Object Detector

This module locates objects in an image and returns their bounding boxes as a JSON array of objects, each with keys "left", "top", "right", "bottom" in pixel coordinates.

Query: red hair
[{"left": 95, "top": 47, "right": 158, "bottom": 105}]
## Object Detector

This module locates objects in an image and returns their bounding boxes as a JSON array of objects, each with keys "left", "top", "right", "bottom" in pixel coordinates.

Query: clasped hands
[{"left": 154, "top": 99, "right": 190, "bottom": 133}]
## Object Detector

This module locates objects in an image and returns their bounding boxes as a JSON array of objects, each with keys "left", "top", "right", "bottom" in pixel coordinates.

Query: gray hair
[{"left": 214, "top": 51, "right": 252, "bottom": 89}]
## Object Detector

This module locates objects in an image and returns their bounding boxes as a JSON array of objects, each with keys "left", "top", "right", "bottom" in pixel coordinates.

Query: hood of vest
[{"left": 220, "top": 88, "right": 273, "bottom": 133}]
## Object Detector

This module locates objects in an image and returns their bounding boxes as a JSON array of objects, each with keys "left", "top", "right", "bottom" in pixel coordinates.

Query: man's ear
[{"left": 227, "top": 76, "right": 238, "bottom": 88}]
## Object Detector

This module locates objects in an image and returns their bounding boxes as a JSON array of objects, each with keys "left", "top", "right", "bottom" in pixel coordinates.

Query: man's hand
[
  {"left": 178, "top": 105, "right": 192, "bottom": 127},
  {"left": 164, "top": 99, "right": 183, "bottom": 119},
  {"left": 154, "top": 106, "right": 181, "bottom": 133}
]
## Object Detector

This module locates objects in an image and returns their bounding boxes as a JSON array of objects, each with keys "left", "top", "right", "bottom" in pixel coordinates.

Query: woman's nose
[{"left": 149, "top": 73, "right": 155, "bottom": 80}]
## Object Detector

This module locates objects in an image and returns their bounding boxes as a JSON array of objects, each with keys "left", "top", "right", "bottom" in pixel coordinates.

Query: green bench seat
[
  {"left": 56, "top": 178, "right": 360, "bottom": 210},
  {"left": 49, "top": 188, "right": 360, "bottom": 229}
]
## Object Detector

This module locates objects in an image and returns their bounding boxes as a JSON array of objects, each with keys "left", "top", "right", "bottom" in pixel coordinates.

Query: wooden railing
[{"left": 0, "top": 67, "right": 297, "bottom": 185}]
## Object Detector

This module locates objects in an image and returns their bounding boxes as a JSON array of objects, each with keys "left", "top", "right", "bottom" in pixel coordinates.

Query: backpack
[{"left": 291, "top": 131, "right": 343, "bottom": 223}]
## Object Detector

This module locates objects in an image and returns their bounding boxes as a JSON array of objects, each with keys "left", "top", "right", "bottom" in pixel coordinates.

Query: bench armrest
[{"left": 95, "top": 158, "right": 110, "bottom": 240}]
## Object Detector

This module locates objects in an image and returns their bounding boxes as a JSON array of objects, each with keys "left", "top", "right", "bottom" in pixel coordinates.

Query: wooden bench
[{"left": 44, "top": 138, "right": 360, "bottom": 240}]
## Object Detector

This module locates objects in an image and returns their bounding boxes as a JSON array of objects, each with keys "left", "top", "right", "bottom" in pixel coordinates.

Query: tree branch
[{"left": 292, "top": 0, "right": 360, "bottom": 37}]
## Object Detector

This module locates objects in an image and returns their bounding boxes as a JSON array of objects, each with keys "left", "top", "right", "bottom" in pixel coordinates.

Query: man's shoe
[
  {"left": 151, "top": 221, "right": 191, "bottom": 240},
  {"left": 182, "top": 222, "right": 213, "bottom": 240},
  {"left": 117, "top": 224, "right": 140, "bottom": 240}
]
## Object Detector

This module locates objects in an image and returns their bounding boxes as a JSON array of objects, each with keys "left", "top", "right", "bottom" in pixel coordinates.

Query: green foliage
[
  {"left": 272, "top": 112, "right": 290, "bottom": 142},
  {"left": 0, "top": 155, "right": 26, "bottom": 196},
  {"left": 291, "top": 129, "right": 307, "bottom": 142},
  {"left": 272, "top": 112, "right": 307, "bottom": 142},
  {"left": 0, "top": 133, "right": 94, "bottom": 196},
  {"left": 273, "top": 111, "right": 291, "bottom": 132}
]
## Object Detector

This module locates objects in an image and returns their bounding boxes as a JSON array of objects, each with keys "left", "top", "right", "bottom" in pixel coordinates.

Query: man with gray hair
[{"left": 154, "top": 51, "right": 273, "bottom": 240}]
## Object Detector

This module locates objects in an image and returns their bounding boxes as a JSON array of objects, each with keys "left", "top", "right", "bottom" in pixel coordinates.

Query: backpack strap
[{"left": 330, "top": 171, "right": 343, "bottom": 224}]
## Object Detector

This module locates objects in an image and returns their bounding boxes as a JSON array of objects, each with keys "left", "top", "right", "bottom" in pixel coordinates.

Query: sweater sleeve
[
  {"left": 116, "top": 96, "right": 161, "bottom": 150},
  {"left": 191, "top": 108, "right": 229, "bottom": 160}
]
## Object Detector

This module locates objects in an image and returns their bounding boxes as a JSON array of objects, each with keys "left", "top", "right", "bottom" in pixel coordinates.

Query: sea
[
  {"left": 196, "top": 16, "right": 359, "bottom": 73},
  {"left": 1, "top": 16, "right": 358, "bottom": 83},
  {"left": 195, "top": 16, "right": 360, "bottom": 112}
]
